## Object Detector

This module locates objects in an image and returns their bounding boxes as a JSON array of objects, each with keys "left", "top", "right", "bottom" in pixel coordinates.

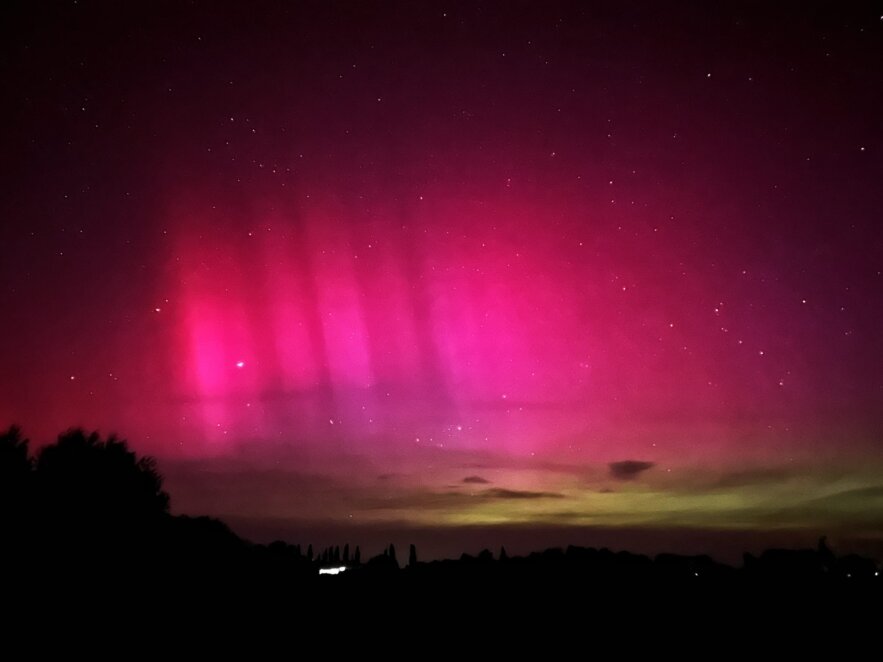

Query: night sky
[{"left": 2, "top": 1, "right": 882, "bottom": 560}]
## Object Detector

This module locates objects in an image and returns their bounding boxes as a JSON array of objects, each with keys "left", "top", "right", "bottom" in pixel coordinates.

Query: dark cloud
[
  {"left": 463, "top": 475, "right": 490, "bottom": 484},
  {"left": 482, "top": 488, "right": 564, "bottom": 500},
  {"left": 609, "top": 460, "right": 655, "bottom": 480}
]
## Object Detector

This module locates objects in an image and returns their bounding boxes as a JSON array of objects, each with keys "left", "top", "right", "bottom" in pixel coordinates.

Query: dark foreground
[
  {"left": 8, "top": 520, "right": 881, "bottom": 601},
  {"left": 6, "top": 521, "right": 882, "bottom": 644}
]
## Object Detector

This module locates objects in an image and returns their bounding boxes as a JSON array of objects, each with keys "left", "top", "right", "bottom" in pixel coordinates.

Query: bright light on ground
[{"left": 318, "top": 566, "right": 348, "bottom": 576}]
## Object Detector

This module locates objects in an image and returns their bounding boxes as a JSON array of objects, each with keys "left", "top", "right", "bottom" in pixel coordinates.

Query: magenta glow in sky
[{"left": 1, "top": 1, "right": 881, "bottom": 558}]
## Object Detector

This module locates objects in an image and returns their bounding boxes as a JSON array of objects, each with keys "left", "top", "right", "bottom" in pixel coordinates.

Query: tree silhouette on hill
[
  {"left": 36, "top": 428, "right": 169, "bottom": 532},
  {"left": 1, "top": 426, "right": 254, "bottom": 581}
]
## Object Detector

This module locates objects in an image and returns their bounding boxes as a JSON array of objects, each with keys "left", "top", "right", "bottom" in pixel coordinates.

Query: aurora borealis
[{"left": 1, "top": 1, "right": 881, "bottom": 559}]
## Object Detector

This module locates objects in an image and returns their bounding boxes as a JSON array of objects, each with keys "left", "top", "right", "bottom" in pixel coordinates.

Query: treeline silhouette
[{"left": 2, "top": 425, "right": 880, "bottom": 600}]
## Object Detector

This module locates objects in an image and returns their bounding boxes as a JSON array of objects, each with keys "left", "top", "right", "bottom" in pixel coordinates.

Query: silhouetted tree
[
  {"left": 499, "top": 546, "right": 508, "bottom": 562},
  {"left": 409, "top": 543, "right": 418, "bottom": 567},
  {"left": 0, "top": 425, "right": 33, "bottom": 562},
  {"left": 388, "top": 543, "right": 398, "bottom": 567},
  {"left": 307, "top": 544, "right": 313, "bottom": 561},
  {"left": 354, "top": 545, "right": 361, "bottom": 565},
  {"left": 343, "top": 543, "right": 350, "bottom": 564},
  {"left": 35, "top": 428, "right": 169, "bottom": 549},
  {"left": 0, "top": 425, "right": 32, "bottom": 519}
]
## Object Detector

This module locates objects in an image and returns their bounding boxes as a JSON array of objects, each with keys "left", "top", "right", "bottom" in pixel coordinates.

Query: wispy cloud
[
  {"left": 482, "top": 488, "right": 564, "bottom": 500},
  {"left": 711, "top": 467, "right": 793, "bottom": 489}
]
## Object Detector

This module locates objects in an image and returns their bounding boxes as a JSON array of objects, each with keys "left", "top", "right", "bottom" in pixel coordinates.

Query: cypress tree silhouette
[
  {"left": 354, "top": 545, "right": 361, "bottom": 565},
  {"left": 388, "top": 543, "right": 398, "bottom": 567},
  {"left": 409, "top": 543, "right": 418, "bottom": 567},
  {"left": 499, "top": 546, "right": 509, "bottom": 562},
  {"left": 343, "top": 543, "right": 350, "bottom": 564},
  {"left": 307, "top": 544, "right": 313, "bottom": 561}
]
